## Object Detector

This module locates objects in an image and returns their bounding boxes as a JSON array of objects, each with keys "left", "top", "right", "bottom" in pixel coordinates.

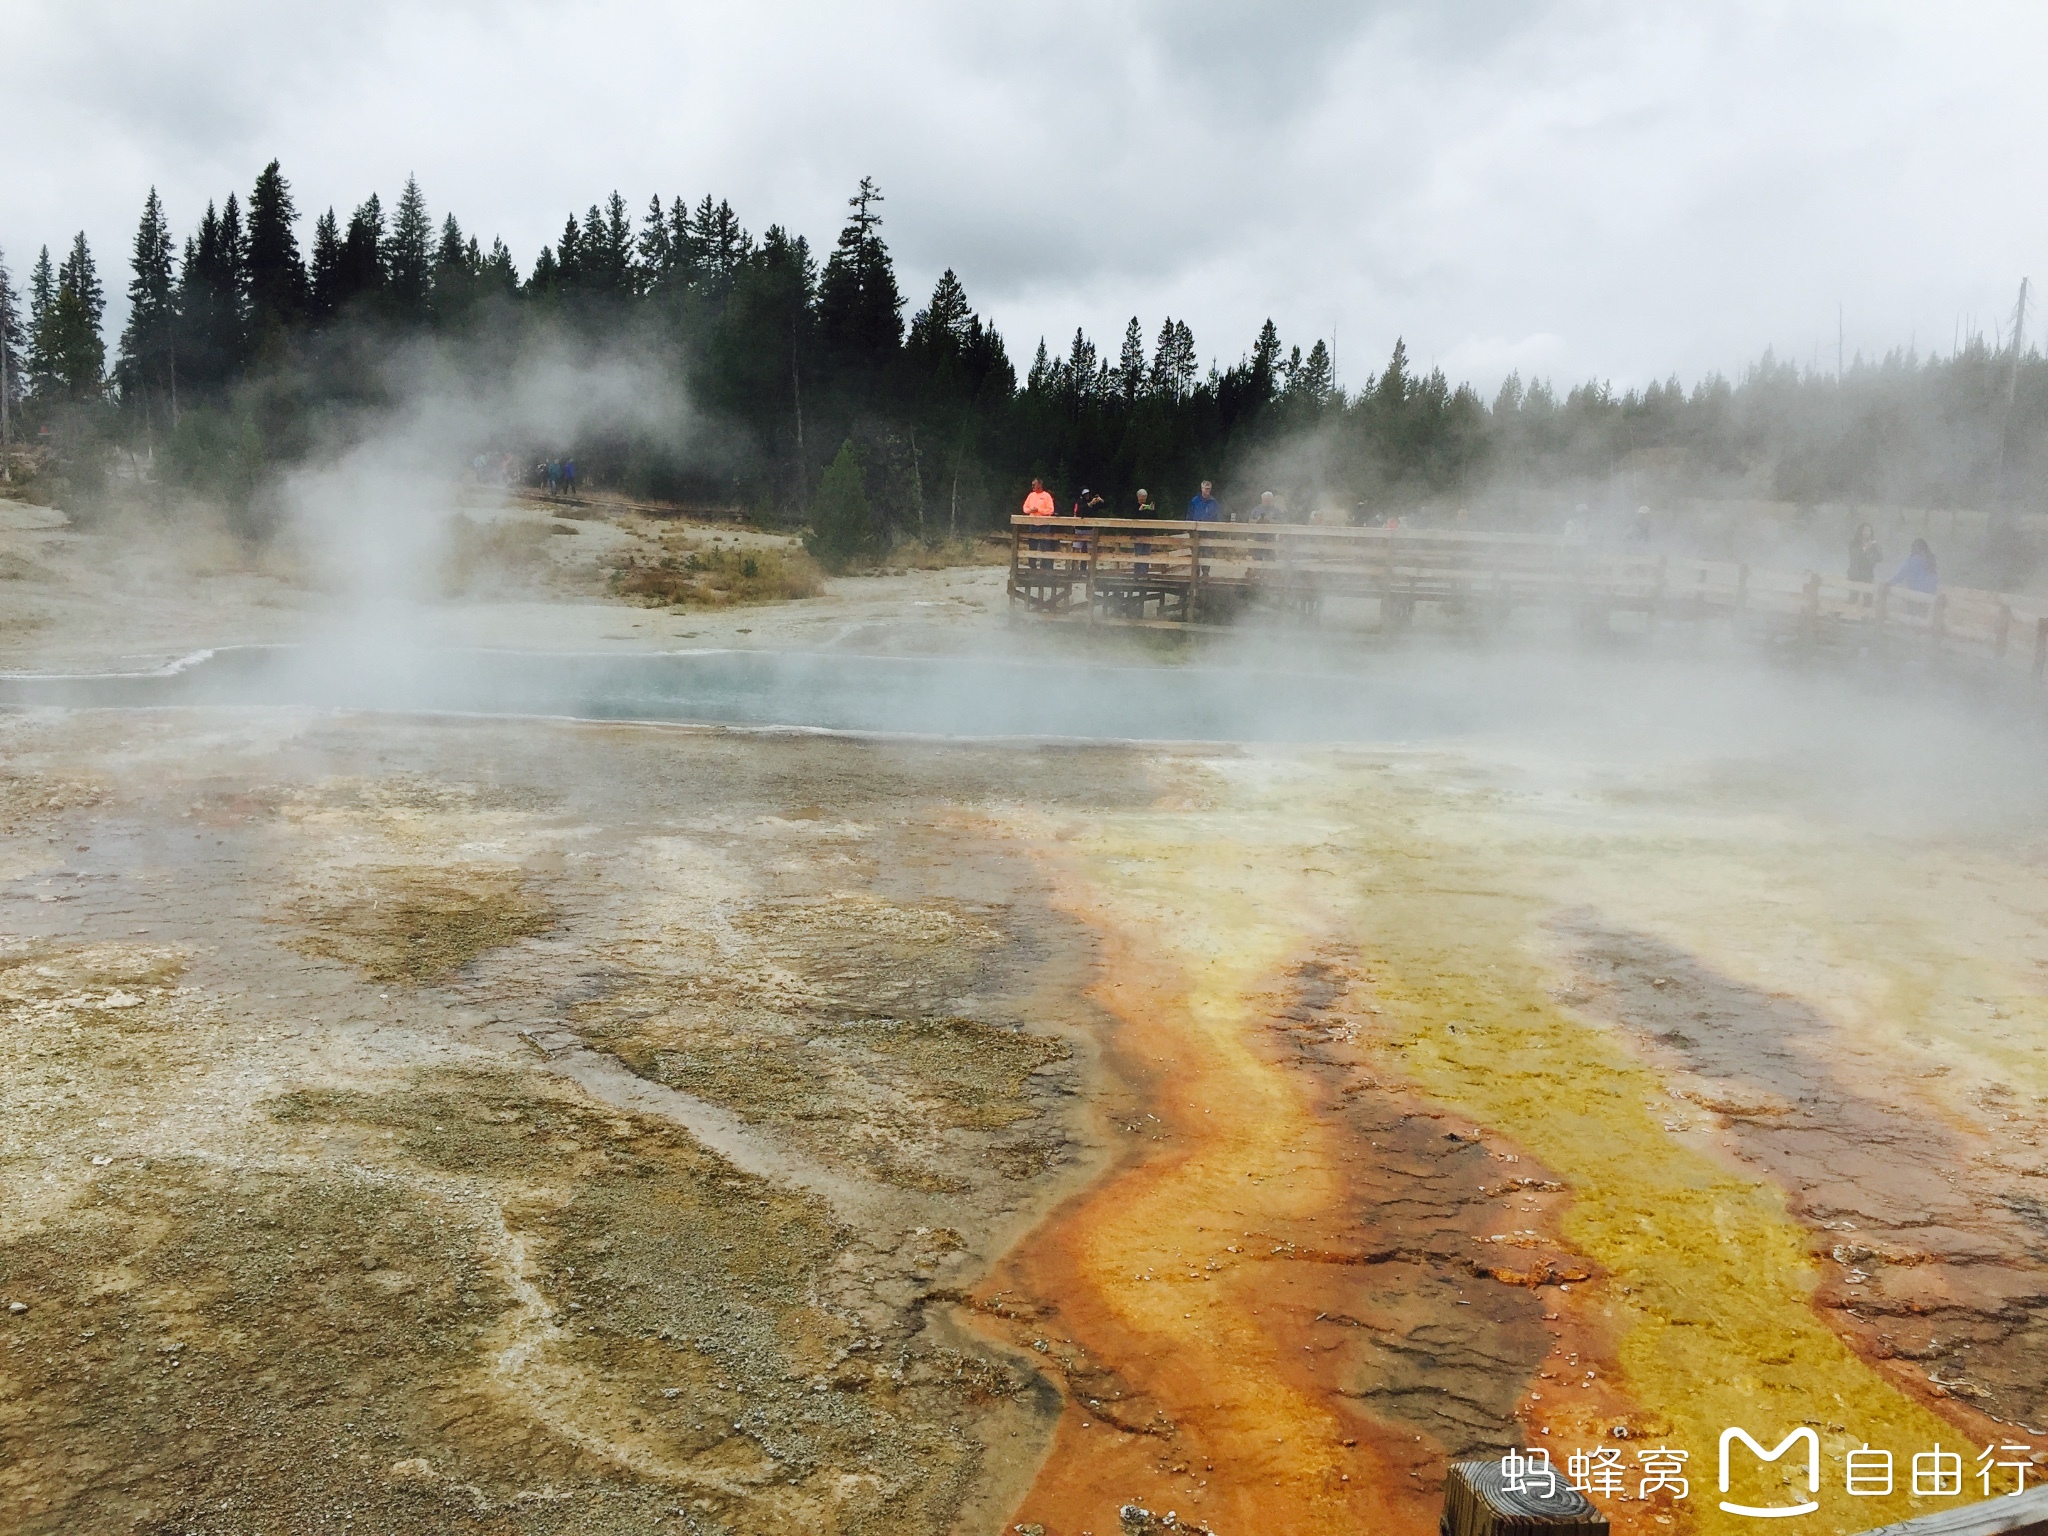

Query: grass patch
[
  {"left": 285, "top": 865, "right": 553, "bottom": 984},
  {"left": 880, "top": 535, "right": 1008, "bottom": 571},
  {"left": 608, "top": 538, "right": 823, "bottom": 607}
]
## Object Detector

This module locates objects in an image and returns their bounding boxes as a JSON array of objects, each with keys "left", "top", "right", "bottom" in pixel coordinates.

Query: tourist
[
  {"left": 1133, "top": 489, "right": 1153, "bottom": 516},
  {"left": 563, "top": 457, "right": 578, "bottom": 496},
  {"left": 1889, "top": 537, "right": 1938, "bottom": 594},
  {"left": 1255, "top": 490, "right": 1278, "bottom": 523},
  {"left": 1847, "top": 523, "right": 1881, "bottom": 584},
  {"left": 1022, "top": 477, "right": 1056, "bottom": 567},
  {"left": 1187, "top": 480, "right": 1221, "bottom": 521}
]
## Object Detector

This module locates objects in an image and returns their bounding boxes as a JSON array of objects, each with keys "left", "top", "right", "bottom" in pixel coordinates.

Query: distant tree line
[{"left": 6, "top": 161, "right": 2048, "bottom": 548}]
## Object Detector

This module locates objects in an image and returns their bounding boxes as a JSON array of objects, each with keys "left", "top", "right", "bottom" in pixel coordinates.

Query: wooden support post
[
  {"left": 1874, "top": 582, "right": 1889, "bottom": 633},
  {"left": 1084, "top": 529, "right": 1098, "bottom": 626},
  {"left": 1930, "top": 592, "right": 1948, "bottom": 648},
  {"left": 1995, "top": 601, "right": 2011, "bottom": 658},
  {"left": 1441, "top": 1459, "right": 1606, "bottom": 1536},
  {"left": 1189, "top": 528, "right": 1203, "bottom": 624},
  {"left": 1007, "top": 524, "right": 1021, "bottom": 610},
  {"left": 1803, "top": 572, "right": 1822, "bottom": 642},
  {"left": 2034, "top": 616, "right": 2048, "bottom": 680}
]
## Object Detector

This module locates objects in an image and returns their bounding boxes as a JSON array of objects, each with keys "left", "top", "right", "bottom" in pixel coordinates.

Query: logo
[{"left": 1719, "top": 1427, "right": 1821, "bottom": 1518}]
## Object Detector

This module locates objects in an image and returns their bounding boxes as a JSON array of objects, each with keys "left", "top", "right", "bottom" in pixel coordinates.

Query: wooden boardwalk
[{"left": 1008, "top": 516, "right": 2048, "bottom": 675}]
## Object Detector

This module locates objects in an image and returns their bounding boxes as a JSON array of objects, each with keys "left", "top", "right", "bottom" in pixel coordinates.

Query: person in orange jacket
[{"left": 1022, "top": 477, "right": 1056, "bottom": 566}]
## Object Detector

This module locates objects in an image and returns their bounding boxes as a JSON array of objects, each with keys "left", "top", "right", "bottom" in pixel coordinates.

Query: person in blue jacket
[
  {"left": 1889, "top": 537, "right": 1937, "bottom": 594},
  {"left": 1187, "top": 480, "right": 1220, "bottom": 520}
]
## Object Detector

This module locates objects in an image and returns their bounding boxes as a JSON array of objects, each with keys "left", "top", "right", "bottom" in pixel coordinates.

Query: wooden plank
[
  {"left": 1441, "top": 1458, "right": 1607, "bottom": 1536},
  {"left": 1852, "top": 1485, "right": 2048, "bottom": 1536}
]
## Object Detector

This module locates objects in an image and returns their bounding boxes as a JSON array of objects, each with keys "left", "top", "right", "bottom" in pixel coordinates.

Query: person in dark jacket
[
  {"left": 1187, "top": 481, "right": 1220, "bottom": 521},
  {"left": 1848, "top": 523, "right": 1881, "bottom": 584}
]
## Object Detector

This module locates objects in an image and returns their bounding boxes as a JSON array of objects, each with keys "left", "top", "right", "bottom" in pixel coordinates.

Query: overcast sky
[{"left": 8, "top": 0, "right": 2047, "bottom": 393}]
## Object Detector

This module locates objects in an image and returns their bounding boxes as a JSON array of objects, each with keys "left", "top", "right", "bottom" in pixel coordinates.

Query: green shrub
[{"left": 803, "top": 439, "right": 879, "bottom": 572}]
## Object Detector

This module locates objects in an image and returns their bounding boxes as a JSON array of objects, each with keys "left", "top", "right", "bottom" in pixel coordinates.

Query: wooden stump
[{"left": 1441, "top": 1458, "right": 1608, "bottom": 1536}]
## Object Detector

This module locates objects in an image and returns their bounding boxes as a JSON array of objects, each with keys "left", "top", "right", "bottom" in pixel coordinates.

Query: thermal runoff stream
[{"left": 972, "top": 747, "right": 2048, "bottom": 1536}]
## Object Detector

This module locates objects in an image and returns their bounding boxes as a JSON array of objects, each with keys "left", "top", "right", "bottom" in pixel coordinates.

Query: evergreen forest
[{"left": 6, "top": 163, "right": 2048, "bottom": 549}]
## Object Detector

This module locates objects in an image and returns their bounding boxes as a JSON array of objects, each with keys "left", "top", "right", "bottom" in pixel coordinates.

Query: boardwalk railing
[{"left": 1008, "top": 517, "right": 2044, "bottom": 672}]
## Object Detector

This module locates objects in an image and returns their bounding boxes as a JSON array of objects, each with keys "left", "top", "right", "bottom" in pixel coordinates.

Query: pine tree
[
  {"left": 675, "top": 196, "right": 708, "bottom": 284},
  {"left": 912, "top": 271, "right": 970, "bottom": 348},
  {"left": 177, "top": 200, "right": 247, "bottom": 390},
  {"left": 308, "top": 209, "right": 343, "bottom": 320},
  {"left": 805, "top": 438, "right": 877, "bottom": 570},
  {"left": 1064, "top": 329, "right": 1099, "bottom": 409},
  {"left": 1027, "top": 338, "right": 1052, "bottom": 397},
  {"left": 26, "top": 246, "right": 55, "bottom": 396},
  {"left": 1116, "top": 317, "right": 1146, "bottom": 403},
  {"left": 1296, "top": 339, "right": 1334, "bottom": 404},
  {"left": 245, "top": 160, "right": 307, "bottom": 343},
  {"left": 45, "top": 234, "right": 108, "bottom": 401},
  {"left": 1149, "top": 317, "right": 1196, "bottom": 400},
  {"left": 604, "top": 192, "right": 637, "bottom": 295},
  {"left": 706, "top": 225, "right": 818, "bottom": 494},
  {"left": 817, "top": 178, "right": 902, "bottom": 377},
  {"left": 551, "top": 214, "right": 583, "bottom": 291},
  {"left": 685, "top": 196, "right": 751, "bottom": 300},
  {"left": 577, "top": 193, "right": 634, "bottom": 297},
  {"left": 1375, "top": 338, "right": 1411, "bottom": 410},
  {"left": 386, "top": 175, "right": 433, "bottom": 322},
  {"left": 336, "top": 194, "right": 387, "bottom": 312},
  {"left": 1249, "top": 318, "right": 1281, "bottom": 403},
  {"left": 219, "top": 193, "right": 250, "bottom": 340},
  {"left": 636, "top": 196, "right": 673, "bottom": 281},
  {"left": 481, "top": 237, "right": 520, "bottom": 295},
  {"left": 431, "top": 213, "right": 475, "bottom": 320},
  {"left": 117, "top": 188, "right": 178, "bottom": 417},
  {"left": 526, "top": 245, "right": 561, "bottom": 296},
  {"left": 0, "top": 243, "right": 22, "bottom": 443}
]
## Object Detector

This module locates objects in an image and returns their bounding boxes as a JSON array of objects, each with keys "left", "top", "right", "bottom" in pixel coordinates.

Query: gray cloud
[{"left": 8, "top": 0, "right": 2047, "bottom": 392}]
